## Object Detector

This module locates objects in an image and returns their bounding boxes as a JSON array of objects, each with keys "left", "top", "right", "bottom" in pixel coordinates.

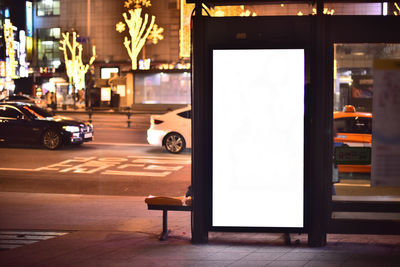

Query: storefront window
[
  {"left": 134, "top": 71, "right": 190, "bottom": 104},
  {"left": 333, "top": 43, "right": 400, "bottom": 199},
  {"left": 326, "top": 2, "right": 400, "bottom": 15},
  {"left": 37, "top": 0, "right": 60, "bottom": 16},
  {"left": 37, "top": 28, "right": 61, "bottom": 68}
]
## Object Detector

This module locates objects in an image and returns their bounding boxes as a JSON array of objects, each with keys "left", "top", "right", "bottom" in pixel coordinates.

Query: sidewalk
[
  {"left": 0, "top": 192, "right": 399, "bottom": 266},
  {"left": 53, "top": 103, "right": 188, "bottom": 115}
]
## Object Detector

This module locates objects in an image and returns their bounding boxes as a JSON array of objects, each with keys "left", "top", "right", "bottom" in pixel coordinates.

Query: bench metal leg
[{"left": 160, "top": 209, "right": 170, "bottom": 241}]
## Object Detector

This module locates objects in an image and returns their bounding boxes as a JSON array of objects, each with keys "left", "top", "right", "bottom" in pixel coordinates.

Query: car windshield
[
  {"left": 334, "top": 117, "right": 372, "bottom": 134},
  {"left": 22, "top": 105, "right": 53, "bottom": 119}
]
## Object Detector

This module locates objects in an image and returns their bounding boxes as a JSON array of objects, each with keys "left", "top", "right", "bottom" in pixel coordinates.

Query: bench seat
[{"left": 145, "top": 195, "right": 192, "bottom": 240}]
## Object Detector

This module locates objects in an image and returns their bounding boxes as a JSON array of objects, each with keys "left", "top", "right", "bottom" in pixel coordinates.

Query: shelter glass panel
[{"left": 333, "top": 43, "right": 400, "bottom": 219}]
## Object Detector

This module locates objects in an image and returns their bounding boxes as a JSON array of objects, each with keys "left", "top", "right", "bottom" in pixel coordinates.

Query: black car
[
  {"left": 2, "top": 94, "right": 48, "bottom": 109},
  {"left": 0, "top": 102, "right": 93, "bottom": 149}
]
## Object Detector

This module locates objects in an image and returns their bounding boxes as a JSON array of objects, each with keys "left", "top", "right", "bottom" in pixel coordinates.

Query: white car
[{"left": 147, "top": 106, "right": 191, "bottom": 153}]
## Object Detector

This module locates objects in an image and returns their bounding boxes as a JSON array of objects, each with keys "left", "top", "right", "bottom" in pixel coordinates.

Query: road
[
  {"left": 0, "top": 113, "right": 192, "bottom": 197},
  {"left": 1, "top": 112, "right": 399, "bottom": 197}
]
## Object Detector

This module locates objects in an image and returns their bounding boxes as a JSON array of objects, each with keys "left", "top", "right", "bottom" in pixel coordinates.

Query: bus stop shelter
[{"left": 189, "top": 0, "right": 400, "bottom": 247}]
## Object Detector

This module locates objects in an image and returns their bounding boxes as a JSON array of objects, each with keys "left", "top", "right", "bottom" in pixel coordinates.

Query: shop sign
[
  {"left": 101, "top": 87, "right": 111, "bottom": 101},
  {"left": 26, "top": 2, "right": 33, "bottom": 37},
  {"left": 0, "top": 61, "right": 5, "bottom": 77}
]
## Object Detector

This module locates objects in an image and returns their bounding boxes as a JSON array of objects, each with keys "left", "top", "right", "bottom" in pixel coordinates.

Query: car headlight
[{"left": 63, "top": 125, "right": 80, "bottom": 133}]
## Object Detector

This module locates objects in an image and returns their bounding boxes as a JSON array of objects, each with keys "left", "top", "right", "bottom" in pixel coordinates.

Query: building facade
[
  {"left": 1, "top": 1, "right": 400, "bottom": 109},
  {"left": 29, "top": 0, "right": 186, "bottom": 109}
]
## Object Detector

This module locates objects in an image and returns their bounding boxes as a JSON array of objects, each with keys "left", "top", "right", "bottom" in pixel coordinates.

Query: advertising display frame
[{"left": 209, "top": 44, "right": 310, "bottom": 234}]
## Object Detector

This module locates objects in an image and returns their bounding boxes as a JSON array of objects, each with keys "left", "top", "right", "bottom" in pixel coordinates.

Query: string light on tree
[
  {"left": 394, "top": 2, "right": 400, "bottom": 15},
  {"left": 148, "top": 24, "right": 164, "bottom": 44},
  {"left": 312, "top": 8, "right": 335, "bottom": 15},
  {"left": 119, "top": 8, "right": 154, "bottom": 70},
  {"left": 116, "top": 22, "right": 126, "bottom": 33},
  {"left": 116, "top": 0, "right": 163, "bottom": 70},
  {"left": 4, "top": 19, "right": 18, "bottom": 79},
  {"left": 59, "top": 31, "right": 96, "bottom": 92},
  {"left": 124, "top": 0, "right": 151, "bottom": 9}
]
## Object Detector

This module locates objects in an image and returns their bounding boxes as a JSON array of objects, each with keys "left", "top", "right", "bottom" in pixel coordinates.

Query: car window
[
  {"left": 0, "top": 105, "right": 24, "bottom": 119},
  {"left": 177, "top": 110, "right": 191, "bottom": 119},
  {"left": 334, "top": 117, "right": 371, "bottom": 134},
  {"left": 22, "top": 105, "right": 53, "bottom": 119},
  {"left": 8, "top": 95, "right": 30, "bottom": 101}
]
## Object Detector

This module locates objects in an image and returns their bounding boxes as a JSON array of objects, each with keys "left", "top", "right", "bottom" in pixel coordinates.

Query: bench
[{"left": 145, "top": 196, "right": 192, "bottom": 240}]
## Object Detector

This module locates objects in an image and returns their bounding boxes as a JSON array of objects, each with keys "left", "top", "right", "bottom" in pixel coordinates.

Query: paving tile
[
  {"left": 221, "top": 245, "right": 261, "bottom": 253},
  {"left": 190, "top": 244, "right": 227, "bottom": 253},
  {"left": 228, "top": 260, "right": 271, "bottom": 267},
  {"left": 255, "top": 245, "right": 294, "bottom": 253},
  {"left": 340, "top": 259, "right": 398, "bottom": 267},
  {"left": 182, "top": 261, "right": 233, "bottom": 267},
  {"left": 133, "top": 251, "right": 212, "bottom": 261},
  {"left": 267, "top": 260, "right": 309, "bottom": 266},
  {"left": 276, "top": 252, "right": 316, "bottom": 261},
  {"left": 206, "top": 252, "right": 250, "bottom": 261},
  {"left": 311, "top": 252, "right": 351, "bottom": 261},
  {"left": 303, "top": 261, "right": 343, "bottom": 267},
  {"left": 241, "top": 252, "right": 286, "bottom": 261}
]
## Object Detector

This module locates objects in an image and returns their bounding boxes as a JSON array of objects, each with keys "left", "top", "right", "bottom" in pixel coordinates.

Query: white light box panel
[{"left": 212, "top": 49, "right": 305, "bottom": 228}]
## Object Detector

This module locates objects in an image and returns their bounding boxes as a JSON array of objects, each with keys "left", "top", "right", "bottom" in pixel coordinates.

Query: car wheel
[
  {"left": 42, "top": 129, "right": 62, "bottom": 150},
  {"left": 164, "top": 133, "right": 185, "bottom": 153}
]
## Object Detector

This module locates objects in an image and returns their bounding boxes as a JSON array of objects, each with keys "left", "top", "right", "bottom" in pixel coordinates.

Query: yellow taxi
[{"left": 334, "top": 105, "right": 372, "bottom": 173}]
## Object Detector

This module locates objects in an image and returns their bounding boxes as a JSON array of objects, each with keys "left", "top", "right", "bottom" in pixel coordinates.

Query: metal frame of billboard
[{"left": 209, "top": 45, "right": 308, "bottom": 233}]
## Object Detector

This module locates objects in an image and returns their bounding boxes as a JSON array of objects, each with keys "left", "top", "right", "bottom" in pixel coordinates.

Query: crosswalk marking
[
  {"left": 0, "top": 155, "right": 190, "bottom": 177},
  {"left": 0, "top": 231, "right": 69, "bottom": 251}
]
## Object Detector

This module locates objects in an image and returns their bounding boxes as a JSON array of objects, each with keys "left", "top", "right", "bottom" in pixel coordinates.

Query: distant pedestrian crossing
[{"left": 0, "top": 230, "right": 69, "bottom": 251}]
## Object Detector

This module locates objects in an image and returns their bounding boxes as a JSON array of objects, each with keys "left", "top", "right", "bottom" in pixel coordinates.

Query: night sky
[{"left": 3, "top": 0, "right": 26, "bottom": 31}]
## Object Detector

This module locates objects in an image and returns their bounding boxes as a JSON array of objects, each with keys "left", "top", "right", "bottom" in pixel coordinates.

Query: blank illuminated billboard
[{"left": 212, "top": 49, "right": 304, "bottom": 228}]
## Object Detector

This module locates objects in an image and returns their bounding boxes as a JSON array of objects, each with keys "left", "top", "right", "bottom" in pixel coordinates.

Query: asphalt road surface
[
  {"left": 0, "top": 112, "right": 192, "bottom": 197},
  {"left": 0, "top": 144, "right": 191, "bottom": 196},
  {"left": 1, "top": 112, "right": 399, "bottom": 197}
]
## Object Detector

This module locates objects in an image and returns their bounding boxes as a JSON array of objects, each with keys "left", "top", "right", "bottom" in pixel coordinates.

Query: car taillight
[{"left": 151, "top": 118, "right": 163, "bottom": 125}]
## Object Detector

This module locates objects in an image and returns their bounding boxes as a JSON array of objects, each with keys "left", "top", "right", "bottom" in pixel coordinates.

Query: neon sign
[{"left": 26, "top": 2, "right": 33, "bottom": 37}]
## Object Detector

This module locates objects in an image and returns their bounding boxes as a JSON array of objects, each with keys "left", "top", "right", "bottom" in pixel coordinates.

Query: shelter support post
[{"left": 191, "top": 2, "right": 209, "bottom": 244}]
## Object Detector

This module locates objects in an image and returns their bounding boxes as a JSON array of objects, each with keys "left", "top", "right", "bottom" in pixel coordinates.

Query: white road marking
[
  {"left": 132, "top": 158, "right": 191, "bottom": 165},
  {"left": 0, "top": 155, "right": 189, "bottom": 177},
  {"left": 101, "top": 170, "right": 171, "bottom": 177},
  {"left": 144, "top": 165, "right": 183, "bottom": 171},
  {"left": 128, "top": 155, "right": 190, "bottom": 160},
  {"left": 88, "top": 142, "right": 152, "bottom": 147},
  {"left": 0, "top": 231, "right": 68, "bottom": 251},
  {"left": 117, "top": 164, "right": 146, "bottom": 169}
]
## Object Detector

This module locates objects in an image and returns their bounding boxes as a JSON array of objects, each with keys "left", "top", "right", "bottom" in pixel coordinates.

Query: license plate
[{"left": 84, "top": 133, "right": 92, "bottom": 138}]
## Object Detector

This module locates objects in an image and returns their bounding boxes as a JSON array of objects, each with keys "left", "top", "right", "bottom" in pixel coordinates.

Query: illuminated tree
[
  {"left": 116, "top": 0, "right": 164, "bottom": 70},
  {"left": 204, "top": 5, "right": 257, "bottom": 17},
  {"left": 3, "top": 19, "right": 18, "bottom": 79},
  {"left": 59, "top": 31, "right": 96, "bottom": 94},
  {"left": 394, "top": 2, "right": 400, "bottom": 15}
]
